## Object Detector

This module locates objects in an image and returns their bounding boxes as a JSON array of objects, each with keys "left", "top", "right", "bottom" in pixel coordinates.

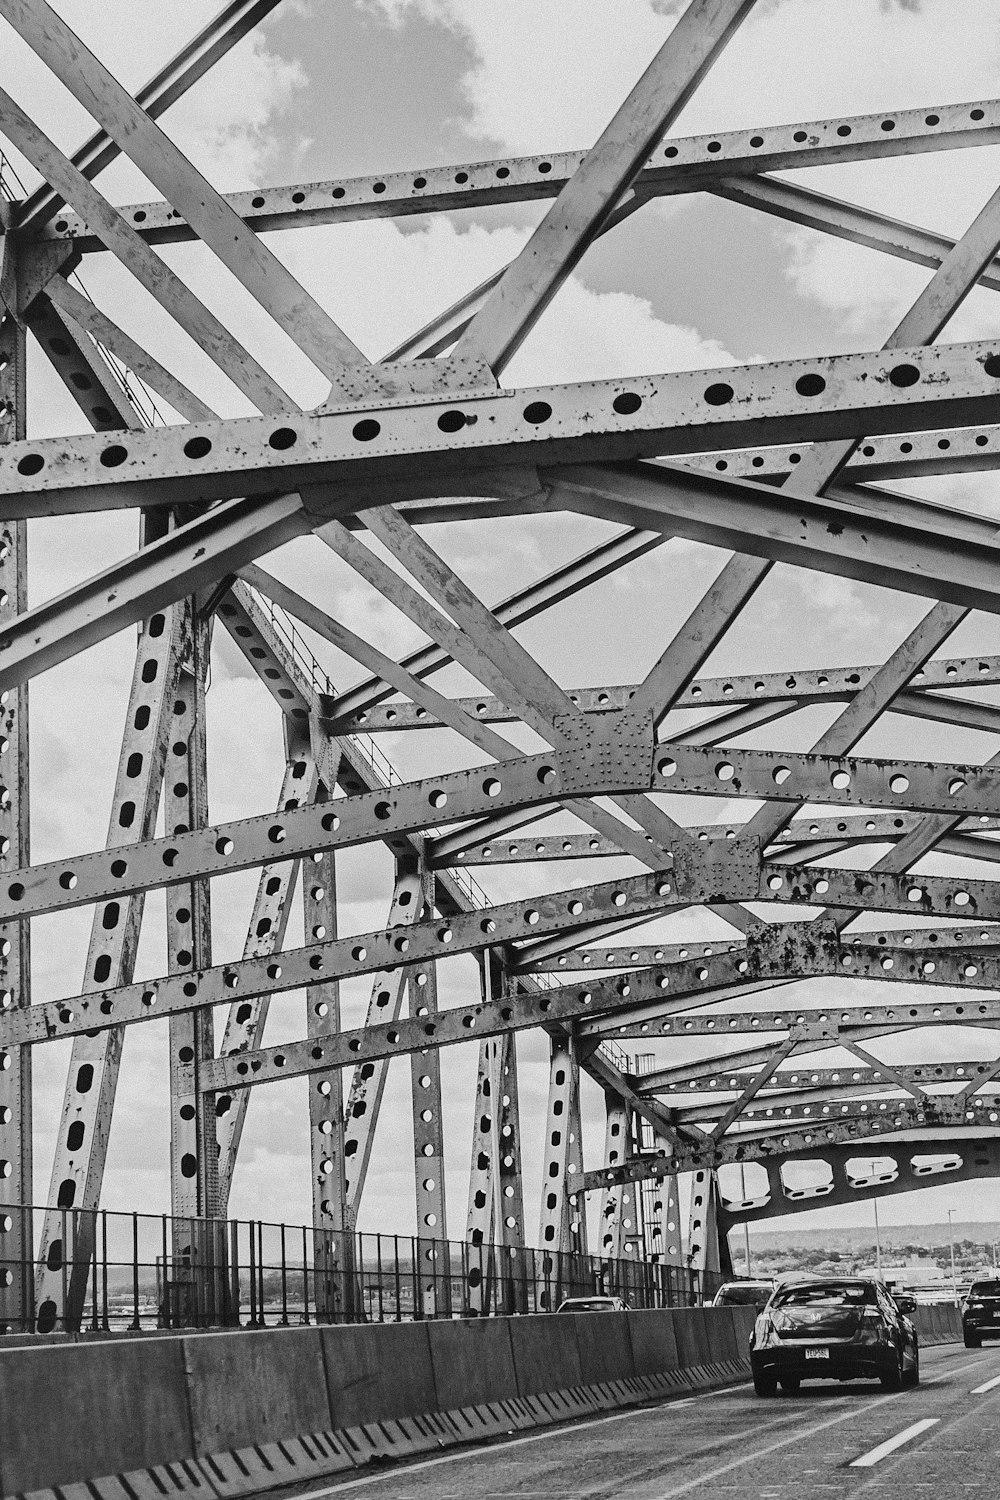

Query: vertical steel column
[
  {"left": 215, "top": 747, "right": 316, "bottom": 1211},
  {"left": 631, "top": 1053, "right": 682, "bottom": 1270},
  {"left": 598, "top": 1094, "right": 632, "bottom": 1262},
  {"left": 0, "top": 301, "right": 31, "bottom": 1334},
  {"left": 465, "top": 1033, "right": 496, "bottom": 1318},
  {"left": 166, "top": 605, "right": 219, "bottom": 1326},
  {"left": 466, "top": 1040, "right": 495, "bottom": 1246},
  {"left": 34, "top": 606, "right": 180, "bottom": 1331},
  {"left": 493, "top": 994, "right": 527, "bottom": 1314},
  {"left": 343, "top": 864, "right": 423, "bottom": 1223},
  {"left": 305, "top": 749, "right": 348, "bottom": 1322},
  {"left": 409, "top": 867, "right": 447, "bottom": 1315},
  {"left": 465, "top": 956, "right": 502, "bottom": 1314},
  {"left": 686, "top": 1169, "right": 731, "bottom": 1290},
  {"left": 538, "top": 1032, "right": 588, "bottom": 1307},
  {"left": 645, "top": 1173, "right": 682, "bottom": 1265}
]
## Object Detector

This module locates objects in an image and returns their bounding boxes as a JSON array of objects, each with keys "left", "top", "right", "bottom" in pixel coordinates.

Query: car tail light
[
  {"left": 856, "top": 1309, "right": 886, "bottom": 1343},
  {"left": 752, "top": 1312, "right": 772, "bottom": 1348}
]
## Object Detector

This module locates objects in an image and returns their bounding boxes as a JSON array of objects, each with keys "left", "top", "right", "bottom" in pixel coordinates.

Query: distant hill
[{"left": 746, "top": 1222, "right": 999, "bottom": 1252}]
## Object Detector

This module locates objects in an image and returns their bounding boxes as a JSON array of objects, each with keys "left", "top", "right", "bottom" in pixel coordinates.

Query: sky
[{"left": 4, "top": 0, "right": 1000, "bottom": 1256}]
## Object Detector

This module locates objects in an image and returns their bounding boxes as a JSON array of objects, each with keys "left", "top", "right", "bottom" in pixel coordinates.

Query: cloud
[
  {"left": 11, "top": 0, "right": 1000, "bottom": 1243},
  {"left": 0, "top": 1, "right": 306, "bottom": 196},
  {"left": 361, "top": 0, "right": 1000, "bottom": 158}
]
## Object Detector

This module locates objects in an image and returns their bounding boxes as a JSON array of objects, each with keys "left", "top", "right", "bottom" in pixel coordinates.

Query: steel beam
[
  {"left": 537, "top": 1033, "right": 588, "bottom": 1269},
  {"left": 554, "top": 455, "right": 1000, "bottom": 618},
  {"left": 304, "top": 773, "right": 349, "bottom": 1322},
  {"left": 0, "top": 88, "right": 294, "bottom": 414},
  {"left": 46, "top": 277, "right": 216, "bottom": 424},
  {"left": 23, "top": 292, "right": 142, "bottom": 433},
  {"left": 597, "top": 1093, "right": 634, "bottom": 1260},
  {"left": 343, "top": 867, "right": 423, "bottom": 1224},
  {"left": 14, "top": 339, "right": 1000, "bottom": 521},
  {"left": 456, "top": 0, "right": 754, "bottom": 372},
  {"left": 166, "top": 609, "right": 223, "bottom": 1327},
  {"left": 16, "top": 0, "right": 286, "bottom": 237},
  {"left": 34, "top": 607, "right": 180, "bottom": 1332},
  {"left": 0, "top": 303, "right": 29, "bottom": 1334},
  {"left": 0, "top": 0, "right": 374, "bottom": 387},
  {"left": 409, "top": 874, "right": 448, "bottom": 1299},
  {"left": 0, "top": 493, "right": 313, "bottom": 696},
  {"left": 318, "top": 526, "right": 664, "bottom": 729},
  {"left": 215, "top": 755, "right": 313, "bottom": 1209},
  {"left": 29, "top": 98, "right": 1000, "bottom": 252}
]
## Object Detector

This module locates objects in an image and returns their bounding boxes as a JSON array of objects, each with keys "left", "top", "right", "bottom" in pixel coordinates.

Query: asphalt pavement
[{"left": 275, "top": 1340, "right": 1000, "bottom": 1499}]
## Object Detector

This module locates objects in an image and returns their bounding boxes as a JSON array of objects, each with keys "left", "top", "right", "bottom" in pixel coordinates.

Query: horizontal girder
[
  {"left": 3, "top": 339, "right": 1000, "bottom": 519},
  {"left": 582, "top": 1107, "right": 1000, "bottom": 1189},
  {"left": 330, "top": 653, "right": 1000, "bottom": 733},
  {"left": 24, "top": 97, "right": 1000, "bottom": 251},
  {"left": 8, "top": 730, "right": 1000, "bottom": 923}
]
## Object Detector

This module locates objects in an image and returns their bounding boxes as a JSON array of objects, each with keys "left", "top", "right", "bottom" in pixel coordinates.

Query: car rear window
[
  {"left": 719, "top": 1285, "right": 771, "bottom": 1304},
  {"left": 970, "top": 1282, "right": 1000, "bottom": 1297},
  {"left": 773, "top": 1283, "right": 875, "bottom": 1308}
]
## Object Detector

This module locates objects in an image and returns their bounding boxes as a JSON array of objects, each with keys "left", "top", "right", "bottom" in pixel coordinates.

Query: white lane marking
[
  {"left": 293, "top": 1344, "right": 954, "bottom": 1499},
  {"left": 924, "top": 1354, "right": 998, "bottom": 1386},
  {"left": 649, "top": 1395, "right": 902, "bottom": 1500},
  {"left": 850, "top": 1418, "right": 940, "bottom": 1468},
  {"left": 971, "top": 1372, "right": 1000, "bottom": 1393}
]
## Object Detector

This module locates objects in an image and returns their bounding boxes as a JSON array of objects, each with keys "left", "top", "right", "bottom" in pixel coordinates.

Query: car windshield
[
  {"left": 970, "top": 1282, "right": 1000, "bottom": 1297},
  {"left": 561, "top": 1299, "right": 614, "bottom": 1311},
  {"left": 773, "top": 1283, "right": 875, "bottom": 1309},
  {"left": 719, "top": 1284, "right": 771, "bottom": 1304}
]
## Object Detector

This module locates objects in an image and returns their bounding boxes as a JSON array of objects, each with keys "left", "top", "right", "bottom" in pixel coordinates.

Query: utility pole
[
  {"left": 739, "top": 1163, "right": 752, "bottom": 1275},
  {"left": 874, "top": 1197, "right": 882, "bottom": 1280}
]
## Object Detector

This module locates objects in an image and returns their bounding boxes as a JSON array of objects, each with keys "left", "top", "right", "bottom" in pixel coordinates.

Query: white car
[{"left": 556, "top": 1295, "right": 630, "bottom": 1313}]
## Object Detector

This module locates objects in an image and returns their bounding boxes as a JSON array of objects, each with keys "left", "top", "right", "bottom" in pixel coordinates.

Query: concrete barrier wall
[
  {"left": 426, "top": 1316, "right": 518, "bottom": 1410},
  {"left": 910, "top": 1304, "right": 963, "bottom": 1345},
  {"left": 0, "top": 1308, "right": 756, "bottom": 1500},
  {"left": 323, "top": 1320, "right": 437, "bottom": 1428},
  {"left": 0, "top": 1336, "right": 196, "bottom": 1494},
  {"left": 183, "top": 1327, "right": 331, "bottom": 1452}
]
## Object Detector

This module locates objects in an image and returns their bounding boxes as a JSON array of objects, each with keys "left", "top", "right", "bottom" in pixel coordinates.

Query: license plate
[{"left": 805, "top": 1348, "right": 830, "bottom": 1360}]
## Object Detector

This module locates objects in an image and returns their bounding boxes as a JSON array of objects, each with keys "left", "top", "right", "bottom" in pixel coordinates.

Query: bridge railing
[{"left": 0, "top": 1202, "right": 729, "bottom": 1335}]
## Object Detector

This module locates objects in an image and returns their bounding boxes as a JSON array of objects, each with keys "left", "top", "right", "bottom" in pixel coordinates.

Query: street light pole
[
  {"left": 739, "top": 1163, "right": 752, "bottom": 1275},
  {"left": 874, "top": 1197, "right": 882, "bottom": 1280},
  {"left": 948, "top": 1209, "right": 958, "bottom": 1302}
]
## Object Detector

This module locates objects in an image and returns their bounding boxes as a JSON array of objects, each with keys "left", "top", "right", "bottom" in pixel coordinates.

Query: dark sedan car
[
  {"left": 750, "top": 1276, "right": 919, "bottom": 1395},
  {"left": 962, "top": 1280, "right": 1000, "bottom": 1346}
]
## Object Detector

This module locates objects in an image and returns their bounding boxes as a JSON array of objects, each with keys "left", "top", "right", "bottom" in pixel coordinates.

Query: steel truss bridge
[{"left": 1, "top": 0, "right": 1000, "bottom": 1334}]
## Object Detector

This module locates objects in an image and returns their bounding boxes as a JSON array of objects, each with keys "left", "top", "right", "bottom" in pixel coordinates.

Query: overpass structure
[{"left": 1, "top": 0, "right": 1000, "bottom": 1339}]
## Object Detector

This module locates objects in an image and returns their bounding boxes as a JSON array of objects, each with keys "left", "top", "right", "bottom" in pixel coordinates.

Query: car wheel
[
  {"left": 880, "top": 1349, "right": 903, "bottom": 1390},
  {"left": 753, "top": 1368, "right": 777, "bottom": 1396},
  {"left": 779, "top": 1376, "right": 800, "bottom": 1394},
  {"left": 903, "top": 1346, "right": 919, "bottom": 1387},
  {"left": 964, "top": 1332, "right": 982, "bottom": 1349}
]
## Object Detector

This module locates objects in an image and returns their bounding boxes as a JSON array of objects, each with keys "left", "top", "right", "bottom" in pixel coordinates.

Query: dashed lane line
[
  {"left": 278, "top": 1346, "right": 971, "bottom": 1499},
  {"left": 643, "top": 1393, "right": 900, "bottom": 1499},
  {"left": 971, "top": 1373, "right": 1000, "bottom": 1394},
  {"left": 850, "top": 1418, "right": 940, "bottom": 1468}
]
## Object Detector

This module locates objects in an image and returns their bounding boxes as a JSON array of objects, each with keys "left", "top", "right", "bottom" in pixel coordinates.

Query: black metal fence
[{"left": 0, "top": 1203, "right": 729, "bottom": 1335}]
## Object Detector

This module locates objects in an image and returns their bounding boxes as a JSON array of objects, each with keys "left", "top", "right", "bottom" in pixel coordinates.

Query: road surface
[{"left": 275, "top": 1340, "right": 1000, "bottom": 1499}]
